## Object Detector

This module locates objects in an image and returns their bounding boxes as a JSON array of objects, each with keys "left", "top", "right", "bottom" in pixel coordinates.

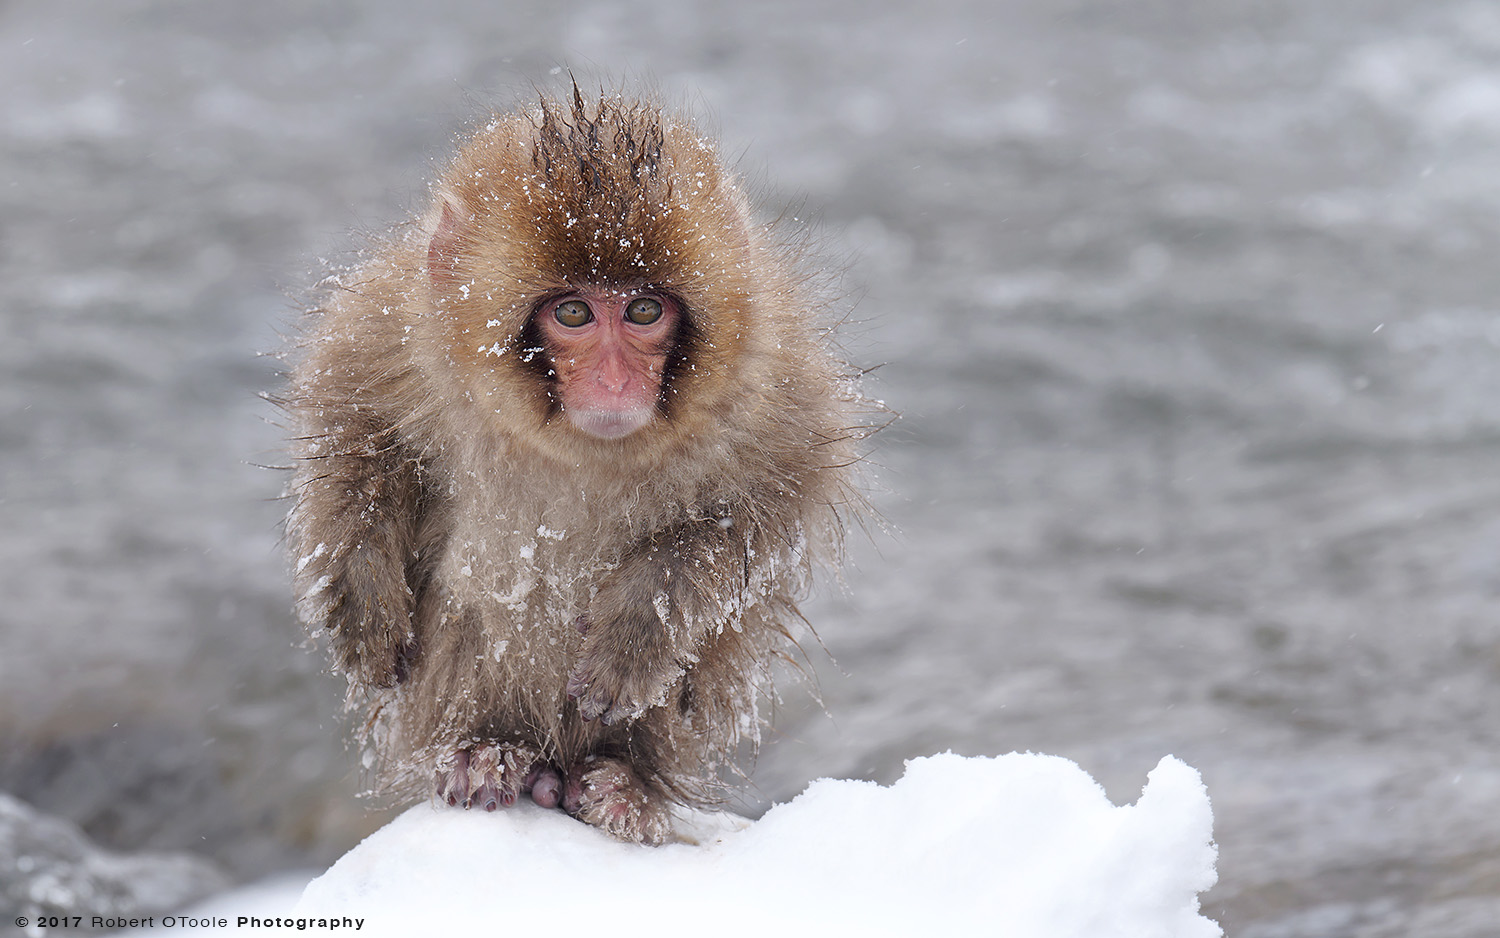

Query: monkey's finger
[
  {"left": 600, "top": 699, "right": 637, "bottom": 726},
  {"left": 576, "top": 686, "right": 616, "bottom": 723},
  {"left": 564, "top": 668, "right": 590, "bottom": 704},
  {"left": 566, "top": 667, "right": 618, "bottom": 722}
]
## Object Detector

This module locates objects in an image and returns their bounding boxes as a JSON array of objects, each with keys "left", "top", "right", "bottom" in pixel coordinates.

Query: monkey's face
[
  {"left": 420, "top": 109, "right": 767, "bottom": 462},
  {"left": 535, "top": 289, "right": 681, "bottom": 439}
]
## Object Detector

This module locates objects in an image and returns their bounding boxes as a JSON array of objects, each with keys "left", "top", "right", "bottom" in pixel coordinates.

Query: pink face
[{"left": 536, "top": 290, "right": 680, "bottom": 440}]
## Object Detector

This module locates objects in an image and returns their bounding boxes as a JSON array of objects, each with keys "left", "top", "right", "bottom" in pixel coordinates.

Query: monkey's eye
[
  {"left": 553, "top": 299, "right": 593, "bottom": 328},
  {"left": 625, "top": 297, "right": 663, "bottom": 325}
]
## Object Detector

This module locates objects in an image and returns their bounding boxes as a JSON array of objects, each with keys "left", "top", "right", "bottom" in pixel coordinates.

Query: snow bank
[{"left": 293, "top": 752, "right": 1218, "bottom": 938}]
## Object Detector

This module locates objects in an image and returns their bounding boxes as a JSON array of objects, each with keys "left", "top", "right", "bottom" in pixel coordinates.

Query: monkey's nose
[{"left": 593, "top": 356, "right": 637, "bottom": 396}]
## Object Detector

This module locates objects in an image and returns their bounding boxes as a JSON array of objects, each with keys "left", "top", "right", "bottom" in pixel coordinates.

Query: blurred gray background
[{"left": 5, "top": 1, "right": 1500, "bottom": 935}]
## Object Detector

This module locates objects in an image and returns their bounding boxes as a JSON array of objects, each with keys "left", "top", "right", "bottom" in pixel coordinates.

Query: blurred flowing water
[{"left": 4, "top": 2, "right": 1500, "bottom": 934}]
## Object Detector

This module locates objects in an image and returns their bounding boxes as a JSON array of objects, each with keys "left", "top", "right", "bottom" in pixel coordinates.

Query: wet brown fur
[{"left": 285, "top": 86, "right": 866, "bottom": 840}]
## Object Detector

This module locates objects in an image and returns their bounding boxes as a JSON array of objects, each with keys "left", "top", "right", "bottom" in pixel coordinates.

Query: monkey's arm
[
  {"left": 567, "top": 510, "right": 776, "bottom": 725},
  {"left": 290, "top": 417, "right": 428, "bottom": 689}
]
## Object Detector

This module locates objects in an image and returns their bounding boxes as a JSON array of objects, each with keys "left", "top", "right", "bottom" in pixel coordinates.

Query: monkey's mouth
[{"left": 566, "top": 407, "right": 654, "bottom": 440}]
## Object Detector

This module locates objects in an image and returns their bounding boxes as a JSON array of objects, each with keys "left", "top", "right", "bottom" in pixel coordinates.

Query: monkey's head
[{"left": 417, "top": 88, "right": 795, "bottom": 463}]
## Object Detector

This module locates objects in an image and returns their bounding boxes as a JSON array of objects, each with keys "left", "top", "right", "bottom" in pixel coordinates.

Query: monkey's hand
[
  {"left": 566, "top": 517, "right": 745, "bottom": 724},
  {"left": 565, "top": 606, "right": 684, "bottom": 725}
]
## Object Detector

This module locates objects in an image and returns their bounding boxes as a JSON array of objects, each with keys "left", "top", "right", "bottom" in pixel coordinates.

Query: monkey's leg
[
  {"left": 560, "top": 757, "right": 672, "bottom": 846},
  {"left": 434, "top": 742, "right": 560, "bottom": 811}
]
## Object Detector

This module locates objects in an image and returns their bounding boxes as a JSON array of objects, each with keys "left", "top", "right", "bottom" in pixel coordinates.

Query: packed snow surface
[{"left": 288, "top": 752, "right": 1218, "bottom": 937}]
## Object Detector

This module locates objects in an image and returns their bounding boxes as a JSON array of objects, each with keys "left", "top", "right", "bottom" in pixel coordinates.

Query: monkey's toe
[
  {"left": 436, "top": 748, "right": 470, "bottom": 806},
  {"left": 473, "top": 778, "right": 500, "bottom": 812},
  {"left": 433, "top": 743, "right": 545, "bottom": 812},
  {"left": 527, "top": 765, "right": 563, "bottom": 809}
]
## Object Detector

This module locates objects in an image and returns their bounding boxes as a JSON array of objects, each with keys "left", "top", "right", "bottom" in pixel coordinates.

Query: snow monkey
[{"left": 285, "top": 85, "right": 870, "bottom": 845}]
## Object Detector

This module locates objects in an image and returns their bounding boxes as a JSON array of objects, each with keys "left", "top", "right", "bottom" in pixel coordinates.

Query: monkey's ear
[{"left": 427, "top": 197, "right": 465, "bottom": 287}]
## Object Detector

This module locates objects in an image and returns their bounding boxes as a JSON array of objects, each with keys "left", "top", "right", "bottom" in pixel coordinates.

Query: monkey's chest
[
  {"left": 432, "top": 465, "right": 696, "bottom": 654},
  {"left": 437, "top": 517, "right": 615, "bottom": 645}
]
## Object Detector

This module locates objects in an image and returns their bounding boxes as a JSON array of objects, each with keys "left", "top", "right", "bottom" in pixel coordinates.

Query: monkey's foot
[
  {"left": 434, "top": 743, "right": 560, "bottom": 811},
  {"left": 561, "top": 758, "right": 672, "bottom": 846}
]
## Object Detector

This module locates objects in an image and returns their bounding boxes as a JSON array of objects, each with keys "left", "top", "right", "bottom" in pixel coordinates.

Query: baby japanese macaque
[{"left": 286, "top": 86, "right": 867, "bottom": 844}]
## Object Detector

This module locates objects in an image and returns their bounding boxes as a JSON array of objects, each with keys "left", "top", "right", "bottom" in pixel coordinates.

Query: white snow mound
[{"left": 294, "top": 752, "right": 1219, "bottom": 937}]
